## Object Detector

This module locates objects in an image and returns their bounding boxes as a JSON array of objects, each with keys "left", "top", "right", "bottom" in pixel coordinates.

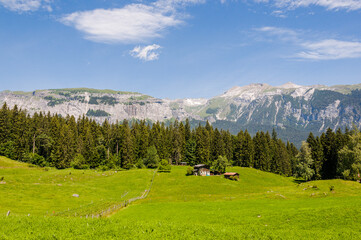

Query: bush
[
  {"left": 228, "top": 176, "right": 239, "bottom": 181},
  {"left": 135, "top": 158, "right": 146, "bottom": 169},
  {"left": 186, "top": 167, "right": 194, "bottom": 176},
  {"left": 71, "top": 154, "right": 89, "bottom": 169},
  {"left": 158, "top": 159, "right": 171, "bottom": 172},
  {"left": 0, "top": 176, "right": 4, "bottom": 181},
  {"left": 98, "top": 165, "right": 110, "bottom": 172},
  {"left": 329, "top": 185, "right": 335, "bottom": 192},
  {"left": 106, "top": 154, "right": 118, "bottom": 170},
  {"left": 0, "top": 141, "right": 16, "bottom": 160},
  {"left": 23, "top": 153, "right": 47, "bottom": 167}
]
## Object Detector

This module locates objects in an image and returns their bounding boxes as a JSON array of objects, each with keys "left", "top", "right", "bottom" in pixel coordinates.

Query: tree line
[
  {"left": 0, "top": 103, "right": 360, "bottom": 181},
  {"left": 302, "top": 128, "right": 361, "bottom": 181}
]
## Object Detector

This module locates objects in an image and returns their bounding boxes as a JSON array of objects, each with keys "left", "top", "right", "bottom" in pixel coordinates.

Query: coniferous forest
[{"left": 0, "top": 102, "right": 360, "bottom": 181}]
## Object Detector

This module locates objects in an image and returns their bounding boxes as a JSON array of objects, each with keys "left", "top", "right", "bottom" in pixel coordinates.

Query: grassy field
[
  {"left": 1, "top": 157, "right": 361, "bottom": 239},
  {"left": 0, "top": 156, "right": 154, "bottom": 216}
]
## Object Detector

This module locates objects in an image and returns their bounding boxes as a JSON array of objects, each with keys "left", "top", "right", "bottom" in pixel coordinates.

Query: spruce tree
[{"left": 185, "top": 139, "right": 197, "bottom": 166}]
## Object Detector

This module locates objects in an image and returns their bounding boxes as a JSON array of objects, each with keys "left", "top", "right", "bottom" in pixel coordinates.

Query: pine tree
[
  {"left": 211, "top": 128, "right": 225, "bottom": 161},
  {"left": 321, "top": 128, "right": 338, "bottom": 179},
  {"left": 195, "top": 125, "right": 210, "bottom": 164},
  {"left": 241, "top": 130, "right": 254, "bottom": 167},
  {"left": 307, "top": 133, "right": 324, "bottom": 179},
  {"left": 184, "top": 118, "right": 191, "bottom": 142},
  {"left": 232, "top": 130, "right": 244, "bottom": 166},
  {"left": 222, "top": 130, "right": 233, "bottom": 163},
  {"left": 120, "top": 121, "right": 135, "bottom": 169},
  {"left": 254, "top": 132, "right": 271, "bottom": 171},
  {"left": 185, "top": 139, "right": 197, "bottom": 166},
  {"left": 0, "top": 103, "right": 10, "bottom": 144}
]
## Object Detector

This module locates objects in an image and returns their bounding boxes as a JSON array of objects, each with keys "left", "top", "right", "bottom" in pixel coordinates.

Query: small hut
[
  {"left": 224, "top": 172, "right": 239, "bottom": 180},
  {"left": 193, "top": 164, "right": 210, "bottom": 176}
]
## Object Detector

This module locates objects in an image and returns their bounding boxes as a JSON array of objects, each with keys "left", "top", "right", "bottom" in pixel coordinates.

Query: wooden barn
[
  {"left": 193, "top": 164, "right": 210, "bottom": 176},
  {"left": 223, "top": 172, "right": 239, "bottom": 180}
]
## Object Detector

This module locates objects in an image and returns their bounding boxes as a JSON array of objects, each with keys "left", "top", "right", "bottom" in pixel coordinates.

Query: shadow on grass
[{"left": 293, "top": 179, "right": 307, "bottom": 184}]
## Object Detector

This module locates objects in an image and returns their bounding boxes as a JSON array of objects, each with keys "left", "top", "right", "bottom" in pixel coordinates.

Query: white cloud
[
  {"left": 0, "top": 0, "right": 51, "bottom": 12},
  {"left": 259, "top": 0, "right": 361, "bottom": 11},
  {"left": 271, "top": 10, "right": 287, "bottom": 18},
  {"left": 60, "top": 0, "right": 203, "bottom": 44},
  {"left": 130, "top": 44, "right": 162, "bottom": 61},
  {"left": 255, "top": 26, "right": 361, "bottom": 60},
  {"left": 297, "top": 39, "right": 361, "bottom": 60},
  {"left": 254, "top": 26, "right": 300, "bottom": 42}
]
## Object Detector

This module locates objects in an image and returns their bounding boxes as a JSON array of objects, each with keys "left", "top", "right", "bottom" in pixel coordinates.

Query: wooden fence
[{"left": 51, "top": 170, "right": 157, "bottom": 218}]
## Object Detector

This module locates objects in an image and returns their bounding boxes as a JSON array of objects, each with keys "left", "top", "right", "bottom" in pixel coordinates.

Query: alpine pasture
[{"left": 1, "top": 157, "right": 361, "bottom": 239}]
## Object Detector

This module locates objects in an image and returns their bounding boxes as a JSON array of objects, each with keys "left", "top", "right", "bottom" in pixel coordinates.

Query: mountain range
[{"left": 1, "top": 83, "right": 361, "bottom": 145}]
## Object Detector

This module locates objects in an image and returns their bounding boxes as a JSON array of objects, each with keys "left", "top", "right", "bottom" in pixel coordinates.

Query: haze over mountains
[{"left": 1, "top": 82, "right": 361, "bottom": 144}]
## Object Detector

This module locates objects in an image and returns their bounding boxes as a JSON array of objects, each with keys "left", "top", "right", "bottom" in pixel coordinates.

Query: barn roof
[{"left": 224, "top": 172, "right": 239, "bottom": 176}]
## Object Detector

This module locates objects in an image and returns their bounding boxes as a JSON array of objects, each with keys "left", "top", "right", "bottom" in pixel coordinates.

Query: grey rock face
[{"left": 1, "top": 84, "right": 361, "bottom": 137}]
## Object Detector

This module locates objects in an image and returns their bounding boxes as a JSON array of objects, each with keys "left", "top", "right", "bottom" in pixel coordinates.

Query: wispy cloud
[
  {"left": 257, "top": 0, "right": 361, "bottom": 11},
  {"left": 298, "top": 39, "right": 361, "bottom": 60},
  {"left": 255, "top": 26, "right": 300, "bottom": 42},
  {"left": 255, "top": 26, "right": 361, "bottom": 60},
  {"left": 130, "top": 44, "right": 162, "bottom": 61},
  {"left": 0, "top": 0, "right": 52, "bottom": 12},
  {"left": 60, "top": 0, "right": 203, "bottom": 44}
]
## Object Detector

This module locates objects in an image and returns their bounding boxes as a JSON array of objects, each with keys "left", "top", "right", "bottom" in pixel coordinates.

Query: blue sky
[{"left": 1, "top": 0, "right": 361, "bottom": 99}]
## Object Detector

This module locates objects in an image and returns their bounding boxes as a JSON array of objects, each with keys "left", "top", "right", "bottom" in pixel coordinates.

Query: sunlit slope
[
  {"left": 109, "top": 166, "right": 361, "bottom": 239},
  {"left": 1, "top": 161, "right": 361, "bottom": 239},
  {"left": 142, "top": 166, "right": 361, "bottom": 203},
  {"left": 0, "top": 156, "right": 154, "bottom": 216}
]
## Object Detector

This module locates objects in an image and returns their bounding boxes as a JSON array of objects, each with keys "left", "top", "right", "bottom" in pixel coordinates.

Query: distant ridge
[{"left": 1, "top": 83, "right": 361, "bottom": 145}]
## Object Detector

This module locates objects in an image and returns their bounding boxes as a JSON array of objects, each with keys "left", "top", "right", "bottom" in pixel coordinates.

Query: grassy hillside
[
  {"left": 1, "top": 159, "right": 361, "bottom": 239},
  {"left": 0, "top": 156, "right": 154, "bottom": 216}
]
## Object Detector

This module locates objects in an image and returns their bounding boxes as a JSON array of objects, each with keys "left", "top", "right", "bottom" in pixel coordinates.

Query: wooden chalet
[{"left": 193, "top": 164, "right": 210, "bottom": 176}]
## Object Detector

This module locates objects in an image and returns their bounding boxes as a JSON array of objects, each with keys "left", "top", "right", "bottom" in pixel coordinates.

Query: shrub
[
  {"left": 228, "top": 176, "right": 239, "bottom": 181},
  {"left": 135, "top": 158, "right": 146, "bottom": 169},
  {"left": 106, "top": 154, "right": 118, "bottom": 169},
  {"left": 0, "top": 141, "right": 16, "bottom": 160},
  {"left": 98, "top": 165, "right": 110, "bottom": 172},
  {"left": 71, "top": 154, "right": 89, "bottom": 169},
  {"left": 158, "top": 159, "right": 171, "bottom": 172},
  {"left": 23, "top": 153, "right": 47, "bottom": 167},
  {"left": 186, "top": 167, "right": 194, "bottom": 176},
  {"left": 0, "top": 176, "right": 4, "bottom": 181},
  {"left": 329, "top": 185, "right": 335, "bottom": 192}
]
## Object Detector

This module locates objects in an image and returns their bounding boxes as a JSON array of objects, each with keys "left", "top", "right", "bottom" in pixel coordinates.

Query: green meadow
[{"left": 1, "top": 156, "right": 361, "bottom": 239}]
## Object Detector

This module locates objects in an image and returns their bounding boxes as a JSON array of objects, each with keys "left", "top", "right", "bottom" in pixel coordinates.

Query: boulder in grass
[
  {"left": 0, "top": 181, "right": 6, "bottom": 184},
  {"left": 72, "top": 194, "right": 79, "bottom": 198}
]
